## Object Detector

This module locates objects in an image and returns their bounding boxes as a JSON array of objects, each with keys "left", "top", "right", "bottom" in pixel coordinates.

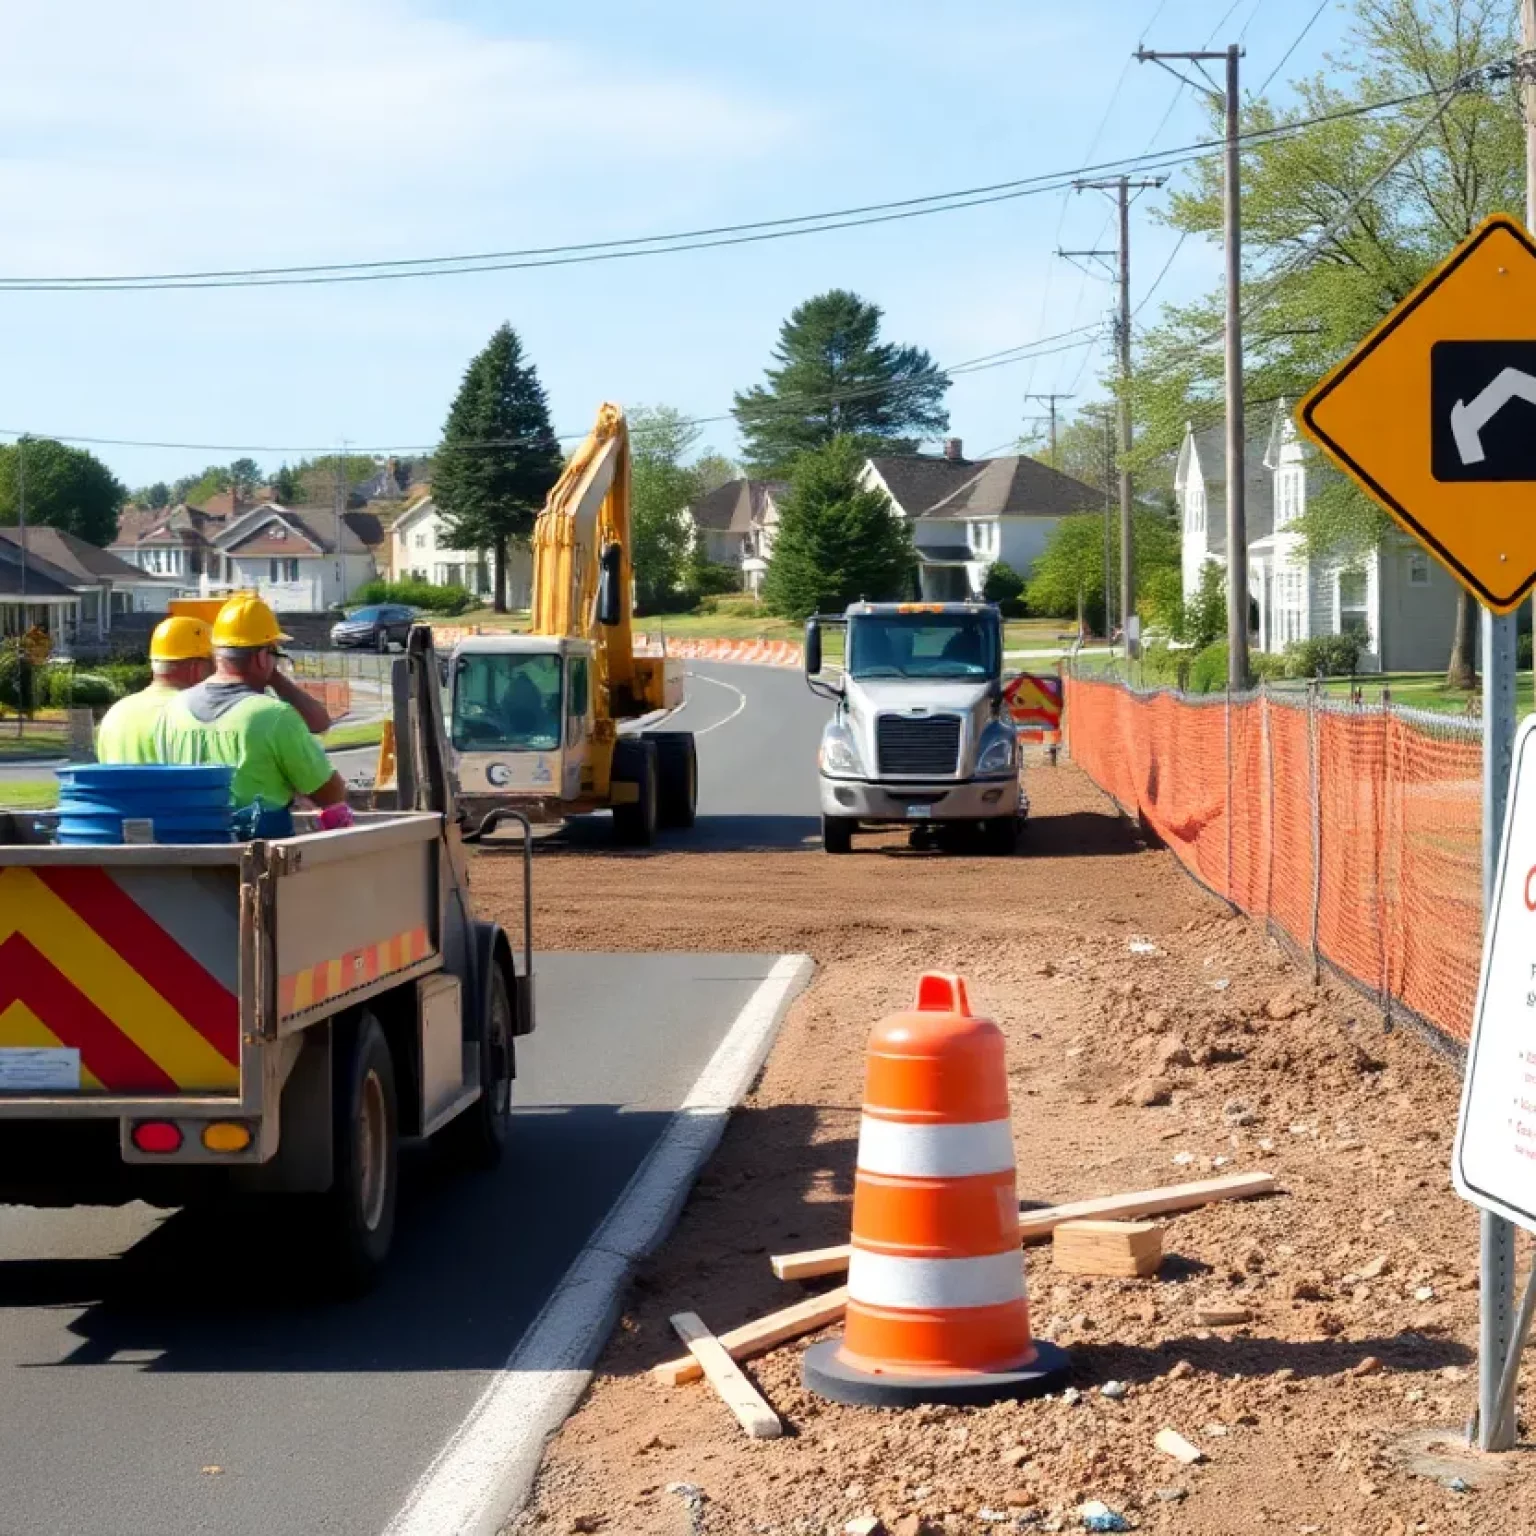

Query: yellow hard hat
[
  {"left": 150, "top": 614, "right": 213, "bottom": 662},
  {"left": 212, "top": 594, "right": 291, "bottom": 649}
]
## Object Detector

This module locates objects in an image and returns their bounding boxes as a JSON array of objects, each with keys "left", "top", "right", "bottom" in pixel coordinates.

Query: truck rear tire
[
  {"left": 612, "top": 738, "right": 659, "bottom": 847},
  {"left": 822, "top": 814, "right": 855, "bottom": 854},
  {"left": 652, "top": 732, "right": 698, "bottom": 829},
  {"left": 435, "top": 963, "right": 514, "bottom": 1170},
  {"left": 317, "top": 1013, "right": 398, "bottom": 1293}
]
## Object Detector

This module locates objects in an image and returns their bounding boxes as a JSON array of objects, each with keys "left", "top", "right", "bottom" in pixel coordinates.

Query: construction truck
[
  {"left": 443, "top": 404, "right": 697, "bottom": 845},
  {"left": 804, "top": 600, "right": 1026, "bottom": 855},
  {"left": 0, "top": 627, "right": 532, "bottom": 1290}
]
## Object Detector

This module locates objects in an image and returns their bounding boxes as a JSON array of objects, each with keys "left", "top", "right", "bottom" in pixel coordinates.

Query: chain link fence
[{"left": 1064, "top": 666, "right": 1482, "bottom": 1052}]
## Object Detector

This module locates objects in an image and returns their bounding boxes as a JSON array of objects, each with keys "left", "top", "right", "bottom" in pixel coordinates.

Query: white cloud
[{"left": 0, "top": 0, "right": 803, "bottom": 273}]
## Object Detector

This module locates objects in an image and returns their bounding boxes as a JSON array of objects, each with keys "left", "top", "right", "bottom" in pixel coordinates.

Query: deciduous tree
[{"left": 0, "top": 438, "right": 126, "bottom": 547}]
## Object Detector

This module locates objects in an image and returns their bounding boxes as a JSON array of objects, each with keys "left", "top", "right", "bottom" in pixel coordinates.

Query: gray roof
[
  {"left": 0, "top": 542, "right": 81, "bottom": 598},
  {"left": 866, "top": 455, "right": 982, "bottom": 517},
  {"left": 216, "top": 504, "right": 374, "bottom": 556},
  {"left": 0, "top": 526, "right": 149, "bottom": 584},
  {"left": 923, "top": 456, "right": 1103, "bottom": 520},
  {"left": 686, "top": 479, "right": 786, "bottom": 533},
  {"left": 1179, "top": 420, "right": 1276, "bottom": 550}
]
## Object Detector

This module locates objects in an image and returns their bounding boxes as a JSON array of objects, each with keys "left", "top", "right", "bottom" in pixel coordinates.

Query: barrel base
[{"left": 802, "top": 1337, "right": 1071, "bottom": 1408}]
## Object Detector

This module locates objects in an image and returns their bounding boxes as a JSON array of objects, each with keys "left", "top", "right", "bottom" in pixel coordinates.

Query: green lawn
[
  {"left": 0, "top": 780, "right": 58, "bottom": 810},
  {"left": 1320, "top": 671, "right": 1532, "bottom": 718},
  {"left": 323, "top": 720, "right": 386, "bottom": 750},
  {"left": 0, "top": 721, "right": 68, "bottom": 761}
]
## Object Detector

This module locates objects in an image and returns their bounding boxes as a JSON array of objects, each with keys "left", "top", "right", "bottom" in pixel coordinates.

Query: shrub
[
  {"left": 1520, "top": 631, "right": 1532, "bottom": 669},
  {"left": 52, "top": 670, "right": 119, "bottom": 707},
  {"left": 1179, "top": 560, "right": 1227, "bottom": 649},
  {"left": 1282, "top": 632, "right": 1363, "bottom": 679},
  {"left": 688, "top": 562, "right": 742, "bottom": 599},
  {"left": 694, "top": 594, "right": 765, "bottom": 618},
  {"left": 350, "top": 578, "right": 475, "bottom": 615},
  {"left": 981, "top": 562, "right": 1026, "bottom": 617},
  {"left": 1187, "top": 640, "right": 1229, "bottom": 694},
  {"left": 98, "top": 661, "right": 153, "bottom": 696},
  {"left": 0, "top": 645, "right": 35, "bottom": 714}
]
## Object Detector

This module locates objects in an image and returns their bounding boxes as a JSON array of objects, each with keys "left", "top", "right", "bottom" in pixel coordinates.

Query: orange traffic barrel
[{"left": 803, "top": 973, "right": 1068, "bottom": 1406}]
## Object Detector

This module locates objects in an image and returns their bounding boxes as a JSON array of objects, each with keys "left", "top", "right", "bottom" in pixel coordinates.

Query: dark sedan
[{"left": 330, "top": 603, "right": 417, "bottom": 651}]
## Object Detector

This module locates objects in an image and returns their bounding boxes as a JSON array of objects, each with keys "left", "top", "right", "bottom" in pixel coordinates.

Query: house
[
  {"left": 0, "top": 539, "right": 85, "bottom": 641},
  {"left": 209, "top": 504, "right": 378, "bottom": 612},
  {"left": 863, "top": 439, "right": 1103, "bottom": 601},
  {"left": 683, "top": 480, "right": 789, "bottom": 593},
  {"left": 389, "top": 497, "right": 508, "bottom": 605},
  {"left": 0, "top": 526, "right": 181, "bottom": 641},
  {"left": 110, "top": 501, "right": 230, "bottom": 590},
  {"left": 1174, "top": 411, "right": 1461, "bottom": 672}
]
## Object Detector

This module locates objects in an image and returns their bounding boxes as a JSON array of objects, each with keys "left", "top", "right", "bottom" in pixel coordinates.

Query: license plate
[
  {"left": 907, "top": 804, "right": 933, "bottom": 819},
  {"left": 0, "top": 1047, "right": 81, "bottom": 1092}
]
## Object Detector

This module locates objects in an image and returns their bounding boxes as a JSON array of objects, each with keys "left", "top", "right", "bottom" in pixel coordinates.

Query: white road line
[
  {"left": 679, "top": 669, "right": 748, "bottom": 736},
  {"left": 380, "top": 953, "right": 815, "bottom": 1536}
]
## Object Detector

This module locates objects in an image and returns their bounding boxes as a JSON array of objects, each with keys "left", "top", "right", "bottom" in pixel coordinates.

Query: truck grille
[{"left": 876, "top": 713, "right": 961, "bottom": 777}]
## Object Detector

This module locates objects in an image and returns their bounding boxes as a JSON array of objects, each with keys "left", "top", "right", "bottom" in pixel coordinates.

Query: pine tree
[
  {"left": 733, "top": 290, "right": 950, "bottom": 476},
  {"left": 434, "top": 324, "right": 563, "bottom": 611},
  {"left": 762, "top": 436, "right": 915, "bottom": 620}
]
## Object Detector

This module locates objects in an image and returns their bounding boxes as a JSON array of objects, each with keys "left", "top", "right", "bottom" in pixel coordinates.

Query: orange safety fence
[{"left": 1064, "top": 672, "right": 1483, "bottom": 1048}]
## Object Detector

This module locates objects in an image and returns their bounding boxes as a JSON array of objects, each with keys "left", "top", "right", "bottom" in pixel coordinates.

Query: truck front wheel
[
  {"left": 822, "top": 814, "right": 855, "bottom": 854},
  {"left": 318, "top": 1013, "right": 398, "bottom": 1293},
  {"left": 652, "top": 732, "right": 698, "bottom": 829}
]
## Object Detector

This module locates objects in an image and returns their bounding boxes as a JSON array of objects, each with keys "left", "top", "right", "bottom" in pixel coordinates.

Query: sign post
[{"left": 1298, "top": 213, "right": 1536, "bottom": 1451}]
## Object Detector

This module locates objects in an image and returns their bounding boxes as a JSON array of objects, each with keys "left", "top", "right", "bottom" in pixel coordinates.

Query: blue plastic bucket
[{"left": 55, "top": 765, "right": 235, "bottom": 845}]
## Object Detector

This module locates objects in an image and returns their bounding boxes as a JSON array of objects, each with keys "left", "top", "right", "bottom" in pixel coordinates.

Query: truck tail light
[
  {"left": 202, "top": 1122, "right": 252, "bottom": 1153},
  {"left": 131, "top": 1121, "right": 183, "bottom": 1154}
]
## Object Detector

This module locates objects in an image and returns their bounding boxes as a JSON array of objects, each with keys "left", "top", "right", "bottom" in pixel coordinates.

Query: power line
[
  {"left": 0, "top": 84, "right": 1489, "bottom": 295},
  {"left": 1259, "top": 0, "right": 1329, "bottom": 95},
  {"left": 0, "top": 326, "right": 1106, "bottom": 460}
]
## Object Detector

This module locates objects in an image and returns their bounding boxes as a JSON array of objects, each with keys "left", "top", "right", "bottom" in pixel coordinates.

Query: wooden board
[
  {"left": 1052, "top": 1218, "right": 1162, "bottom": 1278},
  {"left": 769, "top": 1172, "right": 1276, "bottom": 1280},
  {"left": 653, "top": 1287, "right": 849, "bottom": 1386},
  {"left": 669, "top": 1311, "right": 783, "bottom": 1439}
]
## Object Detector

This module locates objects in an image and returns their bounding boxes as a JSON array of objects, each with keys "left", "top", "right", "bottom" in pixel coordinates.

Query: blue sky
[{"left": 0, "top": 0, "right": 1349, "bottom": 491}]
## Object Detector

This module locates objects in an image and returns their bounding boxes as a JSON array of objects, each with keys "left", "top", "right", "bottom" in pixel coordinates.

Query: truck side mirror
[
  {"left": 804, "top": 619, "right": 822, "bottom": 676},
  {"left": 597, "top": 543, "right": 623, "bottom": 628}
]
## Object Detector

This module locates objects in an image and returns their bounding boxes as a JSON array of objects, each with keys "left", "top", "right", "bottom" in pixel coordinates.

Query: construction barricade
[{"left": 1064, "top": 671, "right": 1482, "bottom": 1050}]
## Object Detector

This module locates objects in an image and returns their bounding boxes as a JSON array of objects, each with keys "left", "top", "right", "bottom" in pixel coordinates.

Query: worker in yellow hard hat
[
  {"left": 95, "top": 615, "right": 215, "bottom": 764},
  {"left": 154, "top": 594, "right": 352, "bottom": 836}
]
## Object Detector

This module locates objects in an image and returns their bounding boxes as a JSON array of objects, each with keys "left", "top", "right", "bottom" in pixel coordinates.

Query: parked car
[{"left": 330, "top": 604, "right": 417, "bottom": 651}]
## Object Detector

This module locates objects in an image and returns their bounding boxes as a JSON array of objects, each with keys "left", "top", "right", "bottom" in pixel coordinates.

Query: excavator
[{"left": 432, "top": 403, "right": 697, "bottom": 845}]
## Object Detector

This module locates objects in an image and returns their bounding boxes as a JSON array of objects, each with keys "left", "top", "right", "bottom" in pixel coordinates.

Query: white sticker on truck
[{"left": 0, "top": 1047, "right": 82, "bottom": 1092}]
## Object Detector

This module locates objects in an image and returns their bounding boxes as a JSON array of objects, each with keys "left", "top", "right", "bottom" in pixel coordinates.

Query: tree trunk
[
  {"left": 493, "top": 537, "right": 508, "bottom": 614},
  {"left": 1446, "top": 586, "right": 1477, "bottom": 690}
]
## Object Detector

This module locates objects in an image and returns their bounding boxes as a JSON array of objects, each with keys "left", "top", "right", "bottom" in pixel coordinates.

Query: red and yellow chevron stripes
[
  {"left": 0, "top": 867, "right": 240, "bottom": 1095},
  {"left": 1004, "top": 673, "right": 1064, "bottom": 736},
  {"left": 278, "top": 925, "right": 432, "bottom": 1019}
]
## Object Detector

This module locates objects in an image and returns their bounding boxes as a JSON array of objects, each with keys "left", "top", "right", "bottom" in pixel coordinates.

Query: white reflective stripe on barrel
[
  {"left": 855, "top": 1116, "right": 1015, "bottom": 1179},
  {"left": 847, "top": 1248, "right": 1027, "bottom": 1311}
]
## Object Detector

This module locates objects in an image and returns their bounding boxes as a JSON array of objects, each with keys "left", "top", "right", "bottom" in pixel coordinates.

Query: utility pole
[
  {"left": 1138, "top": 42, "right": 1246, "bottom": 688},
  {"left": 1478, "top": 0, "right": 1536, "bottom": 1457},
  {"left": 332, "top": 440, "right": 349, "bottom": 610},
  {"left": 1022, "top": 392, "right": 1075, "bottom": 463},
  {"left": 15, "top": 437, "right": 26, "bottom": 740},
  {"left": 1066, "top": 174, "right": 1166, "bottom": 656}
]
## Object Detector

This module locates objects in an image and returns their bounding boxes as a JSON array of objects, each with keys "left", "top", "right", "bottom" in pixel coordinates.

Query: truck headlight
[
  {"left": 976, "top": 733, "right": 1015, "bottom": 776},
  {"left": 820, "top": 725, "right": 863, "bottom": 777}
]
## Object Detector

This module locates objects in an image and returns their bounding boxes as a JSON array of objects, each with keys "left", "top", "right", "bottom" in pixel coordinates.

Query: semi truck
[
  {"left": 803, "top": 600, "right": 1026, "bottom": 855},
  {"left": 0, "top": 627, "right": 531, "bottom": 1290}
]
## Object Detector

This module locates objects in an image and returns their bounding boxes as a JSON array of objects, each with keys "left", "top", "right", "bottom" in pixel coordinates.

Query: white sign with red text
[{"left": 1455, "top": 715, "right": 1536, "bottom": 1231}]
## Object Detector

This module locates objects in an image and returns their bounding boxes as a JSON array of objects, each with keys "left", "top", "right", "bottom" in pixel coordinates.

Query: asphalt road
[{"left": 0, "top": 660, "right": 830, "bottom": 1536}]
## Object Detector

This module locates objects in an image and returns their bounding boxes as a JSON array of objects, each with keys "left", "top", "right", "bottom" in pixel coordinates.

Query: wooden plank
[
  {"left": 768, "top": 1172, "right": 1276, "bottom": 1280},
  {"left": 1052, "top": 1219, "right": 1162, "bottom": 1278},
  {"left": 669, "top": 1311, "right": 783, "bottom": 1439},
  {"left": 653, "top": 1286, "right": 849, "bottom": 1386}
]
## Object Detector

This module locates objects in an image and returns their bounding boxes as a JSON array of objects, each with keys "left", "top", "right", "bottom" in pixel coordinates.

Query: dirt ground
[{"left": 473, "top": 761, "right": 1525, "bottom": 1536}]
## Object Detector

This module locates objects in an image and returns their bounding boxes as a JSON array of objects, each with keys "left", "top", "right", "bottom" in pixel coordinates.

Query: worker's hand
[{"left": 269, "top": 666, "right": 334, "bottom": 735}]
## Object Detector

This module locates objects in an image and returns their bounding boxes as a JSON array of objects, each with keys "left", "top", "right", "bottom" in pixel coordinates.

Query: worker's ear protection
[{"left": 596, "top": 543, "right": 623, "bottom": 628}]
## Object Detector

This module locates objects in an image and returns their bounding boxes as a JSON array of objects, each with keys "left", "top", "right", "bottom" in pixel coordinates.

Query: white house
[
  {"left": 863, "top": 439, "right": 1103, "bottom": 601},
  {"left": 683, "top": 480, "right": 789, "bottom": 593},
  {"left": 1175, "top": 411, "right": 1462, "bottom": 672},
  {"left": 389, "top": 497, "right": 521, "bottom": 607},
  {"left": 209, "top": 504, "right": 377, "bottom": 613},
  {"left": 0, "top": 527, "right": 181, "bottom": 641}
]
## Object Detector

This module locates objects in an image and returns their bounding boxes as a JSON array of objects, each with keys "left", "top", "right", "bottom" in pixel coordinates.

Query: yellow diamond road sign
[{"left": 1298, "top": 214, "right": 1536, "bottom": 614}]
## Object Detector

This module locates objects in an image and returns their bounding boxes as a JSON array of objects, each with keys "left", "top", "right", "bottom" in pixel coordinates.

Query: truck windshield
[
  {"left": 452, "top": 653, "right": 563, "bottom": 751},
  {"left": 846, "top": 614, "right": 998, "bottom": 680}
]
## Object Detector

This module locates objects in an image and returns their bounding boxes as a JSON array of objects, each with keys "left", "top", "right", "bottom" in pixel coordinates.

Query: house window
[
  {"left": 269, "top": 558, "right": 299, "bottom": 583},
  {"left": 1186, "top": 485, "right": 1205, "bottom": 535},
  {"left": 1408, "top": 552, "right": 1431, "bottom": 586},
  {"left": 1337, "top": 569, "right": 1370, "bottom": 643},
  {"left": 414, "top": 532, "right": 427, "bottom": 549},
  {"left": 1276, "top": 468, "right": 1303, "bottom": 530}
]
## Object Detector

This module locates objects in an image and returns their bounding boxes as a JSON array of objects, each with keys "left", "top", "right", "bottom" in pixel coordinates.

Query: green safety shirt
[
  {"left": 95, "top": 681, "right": 179, "bottom": 764},
  {"left": 155, "top": 681, "right": 334, "bottom": 810}
]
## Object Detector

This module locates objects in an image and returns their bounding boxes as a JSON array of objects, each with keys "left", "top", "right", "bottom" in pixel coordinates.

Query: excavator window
[{"left": 451, "top": 652, "right": 563, "bottom": 752}]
